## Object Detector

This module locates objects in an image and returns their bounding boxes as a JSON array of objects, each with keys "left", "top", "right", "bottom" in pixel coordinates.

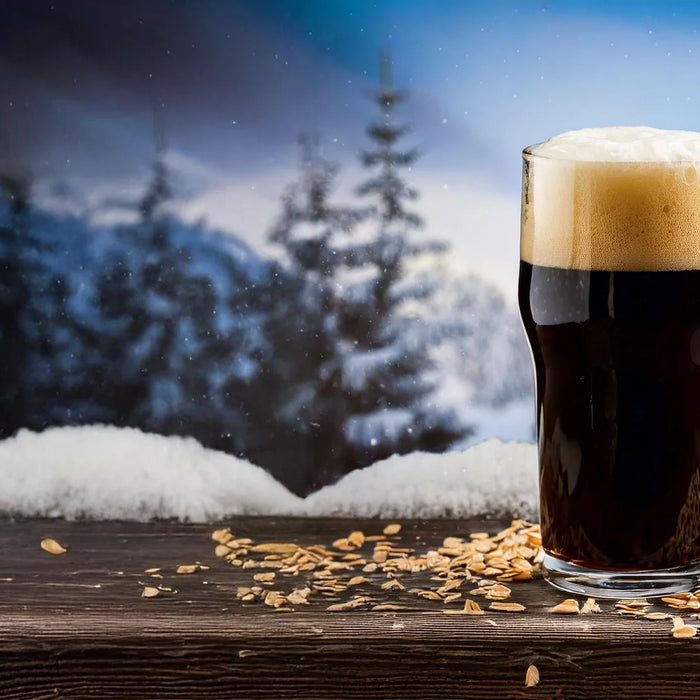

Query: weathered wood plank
[{"left": 0, "top": 518, "right": 698, "bottom": 698}]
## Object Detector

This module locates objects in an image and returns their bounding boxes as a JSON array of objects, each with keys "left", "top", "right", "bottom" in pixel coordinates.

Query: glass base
[{"left": 543, "top": 552, "right": 700, "bottom": 599}]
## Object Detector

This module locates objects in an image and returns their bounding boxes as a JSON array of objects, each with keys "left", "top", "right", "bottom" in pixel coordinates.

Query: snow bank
[
  {"left": 305, "top": 439, "right": 538, "bottom": 520},
  {"left": 0, "top": 426, "right": 303, "bottom": 520},
  {"left": 0, "top": 425, "right": 538, "bottom": 521}
]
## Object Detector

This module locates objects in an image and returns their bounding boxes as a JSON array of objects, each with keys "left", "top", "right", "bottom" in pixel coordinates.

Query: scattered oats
[
  {"left": 672, "top": 616, "right": 686, "bottom": 631},
  {"left": 141, "top": 586, "right": 160, "bottom": 598},
  {"left": 253, "top": 572, "right": 276, "bottom": 583},
  {"left": 250, "top": 543, "right": 297, "bottom": 555},
  {"left": 439, "top": 578, "right": 463, "bottom": 593},
  {"left": 672, "top": 624, "right": 698, "bottom": 638},
  {"left": 484, "top": 584, "right": 511, "bottom": 601},
  {"left": 40, "top": 538, "right": 66, "bottom": 555},
  {"left": 144, "top": 567, "right": 161, "bottom": 574},
  {"left": 211, "top": 528, "right": 233, "bottom": 544},
  {"left": 552, "top": 599, "right": 580, "bottom": 614},
  {"left": 261, "top": 560, "right": 284, "bottom": 569},
  {"left": 581, "top": 598, "right": 601, "bottom": 614},
  {"left": 287, "top": 589, "right": 311, "bottom": 605},
  {"left": 464, "top": 598, "right": 484, "bottom": 615},
  {"left": 616, "top": 598, "right": 649, "bottom": 609},
  {"left": 279, "top": 565, "right": 300, "bottom": 575},
  {"left": 214, "top": 519, "right": 546, "bottom": 616},
  {"left": 347, "top": 595, "right": 374, "bottom": 608},
  {"left": 238, "top": 649, "right": 255, "bottom": 658},
  {"left": 232, "top": 538, "right": 253, "bottom": 546},
  {"left": 525, "top": 664, "right": 540, "bottom": 688},
  {"left": 381, "top": 579, "right": 405, "bottom": 591},
  {"left": 373, "top": 549, "right": 388, "bottom": 564},
  {"left": 662, "top": 596, "right": 693, "bottom": 609},
  {"left": 372, "top": 604, "right": 406, "bottom": 611},
  {"left": 489, "top": 602, "right": 526, "bottom": 612},
  {"left": 263, "top": 591, "right": 285, "bottom": 607},
  {"left": 645, "top": 612, "right": 672, "bottom": 620},
  {"left": 348, "top": 531, "right": 366, "bottom": 548},
  {"left": 326, "top": 603, "right": 350, "bottom": 612},
  {"left": 176, "top": 564, "right": 200, "bottom": 575},
  {"left": 327, "top": 561, "right": 352, "bottom": 572}
]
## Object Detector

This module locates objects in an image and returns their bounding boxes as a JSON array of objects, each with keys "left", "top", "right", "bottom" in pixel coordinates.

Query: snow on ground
[
  {"left": 306, "top": 439, "right": 538, "bottom": 520},
  {"left": 0, "top": 426, "right": 303, "bottom": 521},
  {"left": 0, "top": 425, "right": 538, "bottom": 521}
]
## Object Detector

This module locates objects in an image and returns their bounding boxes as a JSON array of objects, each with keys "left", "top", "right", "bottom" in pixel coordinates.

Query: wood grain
[{"left": 0, "top": 518, "right": 698, "bottom": 698}]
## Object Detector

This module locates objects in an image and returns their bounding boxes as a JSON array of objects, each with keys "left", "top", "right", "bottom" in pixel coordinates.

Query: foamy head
[{"left": 521, "top": 127, "right": 700, "bottom": 271}]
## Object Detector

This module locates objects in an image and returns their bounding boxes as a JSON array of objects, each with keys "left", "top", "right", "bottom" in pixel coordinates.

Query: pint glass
[{"left": 519, "top": 127, "right": 700, "bottom": 597}]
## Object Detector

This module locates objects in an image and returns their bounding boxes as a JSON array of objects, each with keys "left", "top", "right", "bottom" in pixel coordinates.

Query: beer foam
[
  {"left": 521, "top": 127, "right": 700, "bottom": 271},
  {"left": 528, "top": 126, "right": 700, "bottom": 163}
]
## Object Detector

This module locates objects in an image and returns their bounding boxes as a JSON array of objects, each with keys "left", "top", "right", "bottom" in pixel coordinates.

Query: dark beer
[
  {"left": 520, "top": 127, "right": 700, "bottom": 587},
  {"left": 519, "top": 261, "right": 700, "bottom": 570}
]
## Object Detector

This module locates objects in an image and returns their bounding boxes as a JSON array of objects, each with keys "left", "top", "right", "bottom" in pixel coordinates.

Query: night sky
[{"left": 4, "top": 0, "right": 700, "bottom": 297}]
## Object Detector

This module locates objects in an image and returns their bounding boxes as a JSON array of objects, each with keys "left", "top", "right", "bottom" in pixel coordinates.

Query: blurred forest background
[
  {"left": 5, "top": 0, "right": 617, "bottom": 495},
  {"left": 0, "top": 63, "right": 531, "bottom": 494}
]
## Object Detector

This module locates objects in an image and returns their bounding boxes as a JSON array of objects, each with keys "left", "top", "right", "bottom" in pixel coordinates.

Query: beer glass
[{"left": 519, "top": 127, "right": 700, "bottom": 597}]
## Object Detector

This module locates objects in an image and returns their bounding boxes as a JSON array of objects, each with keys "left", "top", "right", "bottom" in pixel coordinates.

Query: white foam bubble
[{"left": 528, "top": 126, "right": 700, "bottom": 163}]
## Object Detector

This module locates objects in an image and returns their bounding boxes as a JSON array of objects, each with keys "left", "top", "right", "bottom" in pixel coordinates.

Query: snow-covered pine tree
[
  {"left": 94, "top": 115, "right": 219, "bottom": 434},
  {"left": 338, "top": 53, "right": 467, "bottom": 470},
  {"left": 265, "top": 133, "right": 369, "bottom": 492},
  {"left": 0, "top": 172, "right": 78, "bottom": 435}
]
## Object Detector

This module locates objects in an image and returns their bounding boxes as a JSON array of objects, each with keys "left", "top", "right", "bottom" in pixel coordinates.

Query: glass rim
[{"left": 522, "top": 144, "right": 700, "bottom": 166}]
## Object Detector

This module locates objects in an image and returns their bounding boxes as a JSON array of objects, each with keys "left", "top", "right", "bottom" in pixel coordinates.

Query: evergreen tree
[
  {"left": 337, "top": 53, "right": 467, "bottom": 472},
  {"left": 264, "top": 133, "right": 369, "bottom": 492},
  {"left": 0, "top": 172, "right": 79, "bottom": 434},
  {"left": 92, "top": 116, "right": 211, "bottom": 432},
  {"left": 91, "top": 116, "right": 263, "bottom": 455}
]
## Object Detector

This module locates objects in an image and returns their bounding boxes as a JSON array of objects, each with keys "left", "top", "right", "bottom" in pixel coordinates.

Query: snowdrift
[{"left": 0, "top": 425, "right": 538, "bottom": 521}]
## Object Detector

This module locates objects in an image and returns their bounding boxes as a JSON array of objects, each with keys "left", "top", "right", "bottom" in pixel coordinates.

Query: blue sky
[{"left": 5, "top": 0, "right": 700, "bottom": 296}]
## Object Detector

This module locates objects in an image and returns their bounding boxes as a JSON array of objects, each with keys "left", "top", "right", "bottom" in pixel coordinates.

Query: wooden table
[{"left": 0, "top": 517, "right": 697, "bottom": 699}]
